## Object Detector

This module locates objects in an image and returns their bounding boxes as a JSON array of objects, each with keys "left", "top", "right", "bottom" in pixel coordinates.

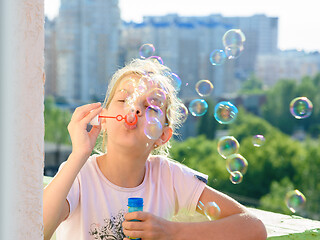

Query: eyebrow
[
  {"left": 116, "top": 89, "right": 130, "bottom": 94},
  {"left": 114, "top": 89, "right": 134, "bottom": 99}
]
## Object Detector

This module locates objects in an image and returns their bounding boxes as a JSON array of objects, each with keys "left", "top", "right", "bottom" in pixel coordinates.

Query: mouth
[
  {"left": 124, "top": 122, "right": 137, "bottom": 130},
  {"left": 124, "top": 113, "right": 138, "bottom": 130}
]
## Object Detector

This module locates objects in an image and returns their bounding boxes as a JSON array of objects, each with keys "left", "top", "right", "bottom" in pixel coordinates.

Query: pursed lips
[{"left": 124, "top": 121, "right": 137, "bottom": 130}]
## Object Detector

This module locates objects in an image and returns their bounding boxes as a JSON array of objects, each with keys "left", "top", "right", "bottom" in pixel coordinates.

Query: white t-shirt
[{"left": 56, "top": 154, "right": 208, "bottom": 240}]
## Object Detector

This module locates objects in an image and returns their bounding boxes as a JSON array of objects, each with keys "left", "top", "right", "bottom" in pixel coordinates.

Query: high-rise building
[
  {"left": 223, "top": 14, "right": 278, "bottom": 79},
  {"left": 120, "top": 13, "right": 278, "bottom": 140},
  {"left": 121, "top": 14, "right": 236, "bottom": 100},
  {"left": 55, "top": 0, "right": 121, "bottom": 103},
  {"left": 121, "top": 14, "right": 278, "bottom": 101},
  {"left": 45, "top": 17, "right": 57, "bottom": 97},
  {"left": 255, "top": 50, "right": 320, "bottom": 88}
]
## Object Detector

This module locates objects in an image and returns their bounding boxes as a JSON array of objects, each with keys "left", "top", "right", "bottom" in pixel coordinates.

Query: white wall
[{"left": 0, "top": 0, "right": 44, "bottom": 239}]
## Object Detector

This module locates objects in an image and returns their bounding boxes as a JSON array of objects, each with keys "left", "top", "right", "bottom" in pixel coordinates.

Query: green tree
[
  {"left": 262, "top": 79, "right": 297, "bottom": 134},
  {"left": 45, "top": 96, "right": 72, "bottom": 165},
  {"left": 197, "top": 99, "right": 219, "bottom": 139},
  {"left": 259, "top": 177, "right": 295, "bottom": 215},
  {"left": 261, "top": 75, "right": 320, "bottom": 135},
  {"left": 45, "top": 96, "right": 71, "bottom": 145},
  {"left": 170, "top": 108, "right": 320, "bottom": 219},
  {"left": 239, "top": 74, "right": 263, "bottom": 94},
  {"left": 170, "top": 136, "right": 228, "bottom": 185},
  {"left": 295, "top": 138, "right": 320, "bottom": 219}
]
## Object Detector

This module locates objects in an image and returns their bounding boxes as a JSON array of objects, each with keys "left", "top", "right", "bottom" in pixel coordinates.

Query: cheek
[{"left": 107, "top": 103, "right": 123, "bottom": 115}]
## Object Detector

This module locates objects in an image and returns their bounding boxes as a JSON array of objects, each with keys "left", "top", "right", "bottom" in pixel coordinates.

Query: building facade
[
  {"left": 121, "top": 14, "right": 278, "bottom": 102},
  {"left": 54, "top": 0, "right": 121, "bottom": 103},
  {"left": 45, "top": 17, "right": 57, "bottom": 97},
  {"left": 255, "top": 50, "right": 320, "bottom": 88}
]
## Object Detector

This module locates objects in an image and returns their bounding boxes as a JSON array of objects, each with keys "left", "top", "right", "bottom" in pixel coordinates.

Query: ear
[
  {"left": 100, "top": 108, "right": 108, "bottom": 131},
  {"left": 156, "top": 126, "right": 173, "bottom": 146}
]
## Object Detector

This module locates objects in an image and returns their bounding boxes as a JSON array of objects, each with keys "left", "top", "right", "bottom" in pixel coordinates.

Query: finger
[
  {"left": 80, "top": 106, "right": 103, "bottom": 125},
  {"left": 122, "top": 220, "right": 144, "bottom": 231},
  {"left": 72, "top": 102, "right": 101, "bottom": 121},
  {"left": 122, "top": 229, "right": 143, "bottom": 239},
  {"left": 88, "top": 124, "right": 102, "bottom": 139},
  {"left": 125, "top": 211, "right": 149, "bottom": 221}
]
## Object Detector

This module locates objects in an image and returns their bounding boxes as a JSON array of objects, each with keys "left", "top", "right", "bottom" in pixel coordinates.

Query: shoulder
[
  {"left": 147, "top": 154, "right": 181, "bottom": 171},
  {"left": 148, "top": 155, "right": 196, "bottom": 172},
  {"left": 147, "top": 155, "right": 208, "bottom": 184}
]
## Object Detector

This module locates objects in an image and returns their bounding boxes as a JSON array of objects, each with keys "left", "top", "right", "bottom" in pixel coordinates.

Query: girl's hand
[
  {"left": 122, "top": 212, "right": 175, "bottom": 240},
  {"left": 67, "top": 102, "right": 102, "bottom": 159}
]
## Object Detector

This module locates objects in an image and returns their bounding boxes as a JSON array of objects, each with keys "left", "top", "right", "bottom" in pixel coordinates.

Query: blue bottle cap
[{"left": 128, "top": 197, "right": 143, "bottom": 207}]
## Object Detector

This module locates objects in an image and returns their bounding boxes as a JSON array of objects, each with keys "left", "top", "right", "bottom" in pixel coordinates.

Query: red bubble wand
[{"left": 91, "top": 113, "right": 138, "bottom": 126}]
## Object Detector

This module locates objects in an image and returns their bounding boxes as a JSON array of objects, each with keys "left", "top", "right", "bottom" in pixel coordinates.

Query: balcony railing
[{"left": 43, "top": 176, "right": 320, "bottom": 240}]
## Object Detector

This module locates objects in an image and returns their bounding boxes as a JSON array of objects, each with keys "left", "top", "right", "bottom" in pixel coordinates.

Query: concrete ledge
[
  {"left": 249, "top": 208, "right": 320, "bottom": 239},
  {"left": 43, "top": 176, "right": 53, "bottom": 187},
  {"left": 43, "top": 176, "right": 320, "bottom": 239}
]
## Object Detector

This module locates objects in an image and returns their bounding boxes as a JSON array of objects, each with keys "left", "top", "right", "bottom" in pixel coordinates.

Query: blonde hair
[{"left": 97, "top": 58, "right": 185, "bottom": 157}]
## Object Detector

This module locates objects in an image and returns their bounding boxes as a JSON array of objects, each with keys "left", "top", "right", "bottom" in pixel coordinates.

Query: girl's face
[{"left": 101, "top": 74, "right": 171, "bottom": 153}]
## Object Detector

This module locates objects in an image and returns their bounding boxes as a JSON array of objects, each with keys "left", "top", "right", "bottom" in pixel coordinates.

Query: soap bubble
[
  {"left": 289, "top": 97, "right": 313, "bottom": 119},
  {"left": 125, "top": 112, "right": 137, "bottom": 125},
  {"left": 195, "top": 80, "right": 214, "bottom": 97},
  {"left": 169, "top": 72, "right": 182, "bottom": 92},
  {"left": 137, "top": 75, "right": 155, "bottom": 95},
  {"left": 214, "top": 101, "right": 238, "bottom": 124},
  {"left": 252, "top": 135, "right": 265, "bottom": 147},
  {"left": 222, "top": 29, "right": 245, "bottom": 48},
  {"left": 285, "top": 189, "right": 306, "bottom": 213},
  {"left": 230, "top": 171, "right": 243, "bottom": 184},
  {"left": 145, "top": 105, "right": 163, "bottom": 123},
  {"left": 209, "top": 49, "right": 227, "bottom": 65},
  {"left": 189, "top": 99, "right": 208, "bottom": 117},
  {"left": 204, "top": 202, "right": 221, "bottom": 221},
  {"left": 119, "top": 77, "right": 136, "bottom": 90},
  {"left": 124, "top": 92, "right": 139, "bottom": 113},
  {"left": 217, "top": 136, "right": 240, "bottom": 159},
  {"left": 144, "top": 118, "right": 163, "bottom": 140},
  {"left": 225, "top": 45, "right": 243, "bottom": 59},
  {"left": 146, "top": 88, "right": 166, "bottom": 108},
  {"left": 226, "top": 154, "right": 248, "bottom": 175},
  {"left": 167, "top": 103, "right": 188, "bottom": 124},
  {"left": 222, "top": 29, "right": 245, "bottom": 59},
  {"left": 139, "top": 44, "right": 155, "bottom": 59},
  {"left": 148, "top": 56, "right": 163, "bottom": 64}
]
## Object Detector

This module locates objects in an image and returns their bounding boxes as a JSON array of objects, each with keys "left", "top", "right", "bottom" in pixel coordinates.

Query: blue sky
[{"left": 45, "top": 0, "right": 320, "bottom": 52}]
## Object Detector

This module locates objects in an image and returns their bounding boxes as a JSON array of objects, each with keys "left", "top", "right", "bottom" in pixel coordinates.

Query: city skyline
[{"left": 45, "top": 0, "right": 320, "bottom": 52}]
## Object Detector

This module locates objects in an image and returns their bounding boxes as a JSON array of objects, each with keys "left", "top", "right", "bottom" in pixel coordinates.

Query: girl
[{"left": 43, "top": 59, "right": 267, "bottom": 240}]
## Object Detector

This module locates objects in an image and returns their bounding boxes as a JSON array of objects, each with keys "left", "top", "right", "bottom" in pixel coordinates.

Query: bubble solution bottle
[{"left": 127, "top": 197, "right": 144, "bottom": 240}]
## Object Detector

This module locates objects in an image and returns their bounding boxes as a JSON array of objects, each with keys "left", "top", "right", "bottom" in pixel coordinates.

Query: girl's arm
[
  {"left": 43, "top": 103, "right": 102, "bottom": 240},
  {"left": 171, "top": 185, "right": 267, "bottom": 239},
  {"left": 123, "top": 185, "right": 267, "bottom": 240}
]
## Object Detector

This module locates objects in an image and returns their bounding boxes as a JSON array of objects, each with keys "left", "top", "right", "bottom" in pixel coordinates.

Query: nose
[
  {"left": 131, "top": 102, "right": 143, "bottom": 117},
  {"left": 128, "top": 105, "right": 142, "bottom": 117}
]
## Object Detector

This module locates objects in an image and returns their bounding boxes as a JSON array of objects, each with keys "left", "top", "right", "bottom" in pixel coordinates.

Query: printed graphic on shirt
[{"left": 89, "top": 209, "right": 126, "bottom": 240}]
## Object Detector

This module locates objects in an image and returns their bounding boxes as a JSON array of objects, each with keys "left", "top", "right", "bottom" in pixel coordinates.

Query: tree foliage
[
  {"left": 170, "top": 108, "right": 320, "bottom": 220},
  {"left": 196, "top": 99, "right": 219, "bottom": 139},
  {"left": 262, "top": 74, "right": 320, "bottom": 135},
  {"left": 44, "top": 96, "right": 71, "bottom": 145},
  {"left": 239, "top": 74, "right": 264, "bottom": 94}
]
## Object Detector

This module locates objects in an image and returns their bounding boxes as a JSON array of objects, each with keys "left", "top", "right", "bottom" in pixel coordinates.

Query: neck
[{"left": 97, "top": 144, "right": 150, "bottom": 188}]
